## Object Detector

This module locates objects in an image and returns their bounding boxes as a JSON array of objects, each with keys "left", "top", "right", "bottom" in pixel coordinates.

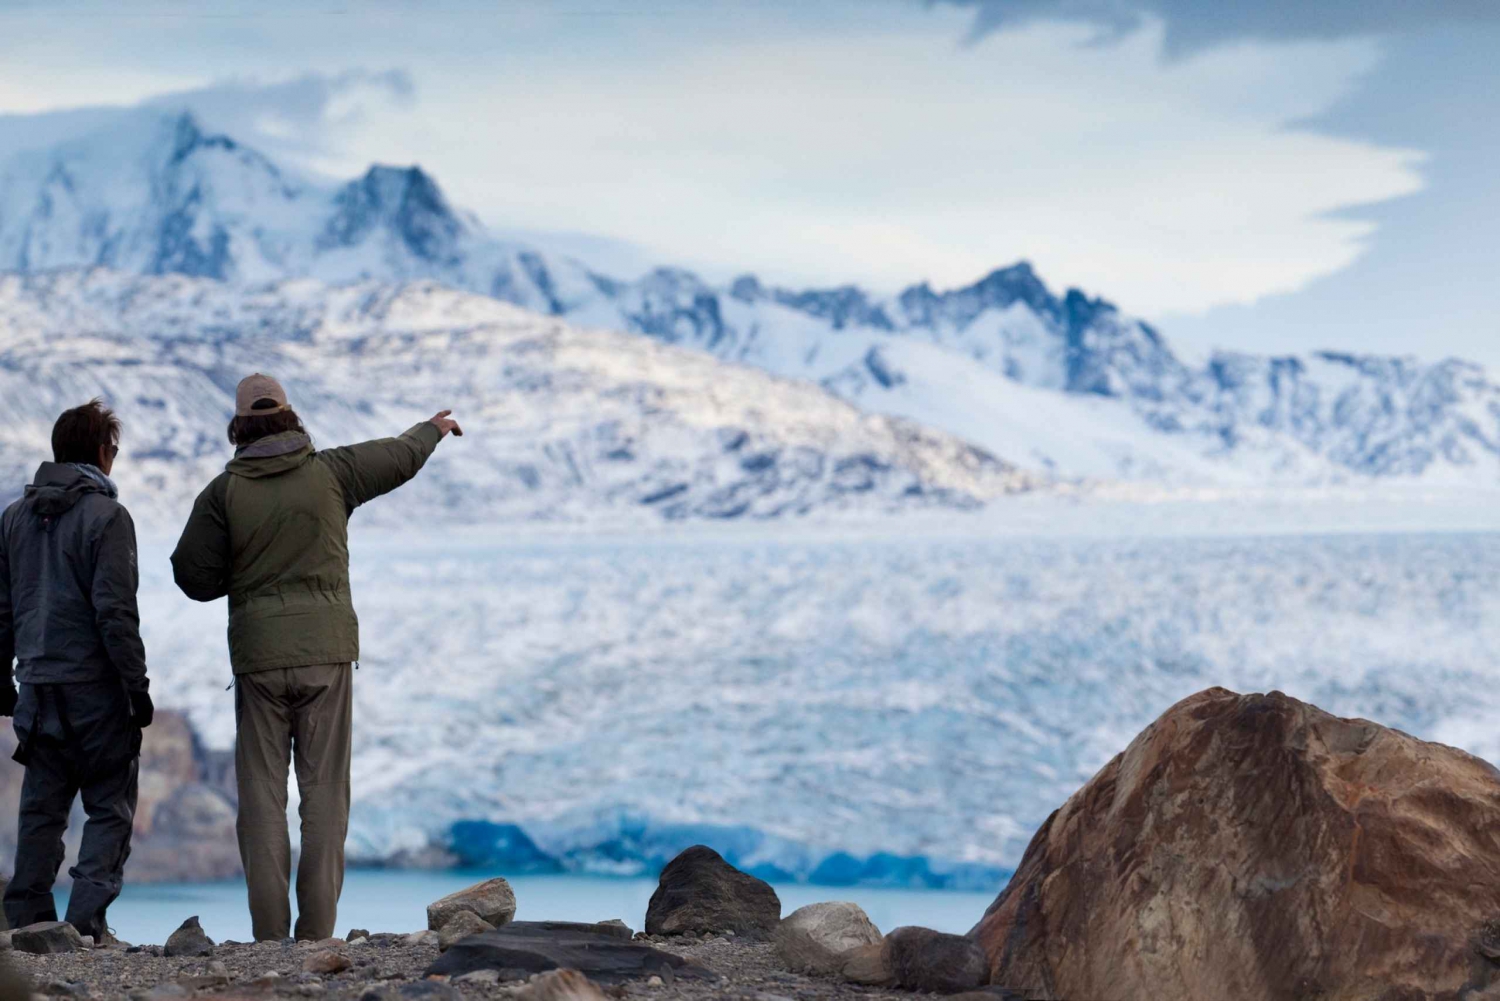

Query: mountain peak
[{"left": 320, "top": 163, "right": 466, "bottom": 265}]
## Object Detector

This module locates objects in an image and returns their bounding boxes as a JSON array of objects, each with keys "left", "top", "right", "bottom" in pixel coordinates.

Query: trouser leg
[
  {"left": 3, "top": 739, "right": 77, "bottom": 930},
  {"left": 64, "top": 758, "right": 138, "bottom": 941},
  {"left": 235, "top": 671, "right": 294, "bottom": 942},
  {"left": 289, "top": 664, "right": 351, "bottom": 943}
]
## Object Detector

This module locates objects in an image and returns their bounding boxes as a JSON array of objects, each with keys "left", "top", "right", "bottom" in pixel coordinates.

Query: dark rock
[
  {"left": 346, "top": 928, "right": 371, "bottom": 941},
  {"left": 644, "top": 845, "right": 781, "bottom": 938},
  {"left": 884, "top": 927, "right": 987, "bottom": 994},
  {"left": 973, "top": 687, "right": 1500, "bottom": 1001},
  {"left": 359, "top": 983, "right": 460, "bottom": 1001},
  {"left": 506, "top": 921, "right": 634, "bottom": 941},
  {"left": 11, "top": 921, "right": 86, "bottom": 954},
  {"left": 163, "top": 916, "right": 215, "bottom": 957},
  {"left": 427, "top": 924, "right": 716, "bottom": 985}
]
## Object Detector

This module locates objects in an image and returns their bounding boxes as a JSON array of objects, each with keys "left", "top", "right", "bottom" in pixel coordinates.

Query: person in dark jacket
[
  {"left": 0, "top": 400, "right": 153, "bottom": 941},
  {"left": 170, "top": 374, "right": 459, "bottom": 942}
]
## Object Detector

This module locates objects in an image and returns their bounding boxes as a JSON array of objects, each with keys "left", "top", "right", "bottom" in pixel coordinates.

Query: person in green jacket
[{"left": 170, "top": 374, "right": 461, "bottom": 942}]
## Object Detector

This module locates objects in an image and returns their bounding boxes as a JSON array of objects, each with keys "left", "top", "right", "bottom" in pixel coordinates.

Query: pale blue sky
[{"left": 0, "top": 0, "right": 1494, "bottom": 365}]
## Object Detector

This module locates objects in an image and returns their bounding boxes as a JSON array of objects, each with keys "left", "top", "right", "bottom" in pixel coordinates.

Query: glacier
[{"left": 132, "top": 526, "right": 1500, "bottom": 889}]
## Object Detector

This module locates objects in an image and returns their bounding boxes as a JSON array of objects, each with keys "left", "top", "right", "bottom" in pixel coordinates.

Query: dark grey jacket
[{"left": 0, "top": 462, "right": 149, "bottom": 691}]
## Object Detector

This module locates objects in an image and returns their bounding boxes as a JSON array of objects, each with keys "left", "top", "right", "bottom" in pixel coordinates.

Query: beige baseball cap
[{"left": 235, "top": 373, "right": 291, "bottom": 417}]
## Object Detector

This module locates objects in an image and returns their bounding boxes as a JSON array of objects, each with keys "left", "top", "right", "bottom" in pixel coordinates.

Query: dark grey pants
[{"left": 3, "top": 681, "right": 140, "bottom": 940}]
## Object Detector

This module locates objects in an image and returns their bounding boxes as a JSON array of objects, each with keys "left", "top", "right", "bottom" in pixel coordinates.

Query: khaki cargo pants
[{"left": 234, "top": 663, "right": 351, "bottom": 942}]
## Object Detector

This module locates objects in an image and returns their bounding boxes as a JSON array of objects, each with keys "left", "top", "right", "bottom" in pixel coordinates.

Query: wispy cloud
[{"left": 930, "top": 0, "right": 1500, "bottom": 54}]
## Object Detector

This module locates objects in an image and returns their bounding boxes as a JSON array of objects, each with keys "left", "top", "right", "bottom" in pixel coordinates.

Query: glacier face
[
  {"left": 136, "top": 529, "right": 1500, "bottom": 888},
  {"left": 0, "top": 269, "right": 1030, "bottom": 528},
  {"left": 4, "top": 109, "right": 1499, "bottom": 487}
]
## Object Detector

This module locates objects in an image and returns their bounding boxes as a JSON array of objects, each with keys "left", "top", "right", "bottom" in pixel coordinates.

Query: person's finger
[
  {"left": 434, "top": 409, "right": 453, "bottom": 419},
  {"left": 451, "top": 424, "right": 464, "bottom": 437}
]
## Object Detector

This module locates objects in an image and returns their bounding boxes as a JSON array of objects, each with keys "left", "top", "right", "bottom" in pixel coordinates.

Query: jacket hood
[
  {"left": 24, "top": 462, "right": 116, "bottom": 517},
  {"left": 227, "top": 432, "right": 314, "bottom": 479}
]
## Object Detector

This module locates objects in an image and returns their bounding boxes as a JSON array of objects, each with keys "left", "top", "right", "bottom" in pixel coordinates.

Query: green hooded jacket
[{"left": 170, "top": 422, "right": 443, "bottom": 674}]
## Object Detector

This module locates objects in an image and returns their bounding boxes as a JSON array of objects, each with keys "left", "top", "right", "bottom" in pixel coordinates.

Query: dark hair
[
  {"left": 52, "top": 399, "right": 122, "bottom": 465},
  {"left": 228, "top": 402, "right": 308, "bottom": 447}
]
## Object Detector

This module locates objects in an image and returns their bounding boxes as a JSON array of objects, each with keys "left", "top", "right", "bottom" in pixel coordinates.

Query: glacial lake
[{"left": 83, "top": 870, "right": 998, "bottom": 946}]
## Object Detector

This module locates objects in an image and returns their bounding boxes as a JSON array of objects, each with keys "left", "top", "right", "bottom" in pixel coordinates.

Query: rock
[
  {"left": 504, "top": 921, "right": 634, "bottom": 942},
  {"left": 174, "top": 973, "right": 228, "bottom": 991},
  {"left": 644, "top": 845, "right": 781, "bottom": 939},
  {"left": 39, "top": 980, "right": 87, "bottom": 997},
  {"left": 205, "top": 960, "right": 229, "bottom": 978},
  {"left": 163, "top": 916, "right": 215, "bottom": 958},
  {"left": 0, "top": 955, "right": 28, "bottom": 998},
  {"left": 884, "top": 926, "right": 987, "bottom": 994},
  {"left": 773, "top": 902, "right": 882, "bottom": 975},
  {"left": 426, "top": 877, "right": 516, "bottom": 931},
  {"left": 11, "top": 922, "right": 86, "bottom": 955},
  {"left": 437, "top": 911, "right": 495, "bottom": 952},
  {"left": 513, "top": 969, "right": 611, "bottom": 1000},
  {"left": 838, "top": 942, "right": 892, "bottom": 986},
  {"left": 427, "top": 924, "right": 716, "bottom": 985},
  {"left": 303, "top": 949, "right": 352, "bottom": 974},
  {"left": 453, "top": 969, "right": 502, "bottom": 986},
  {"left": 346, "top": 929, "right": 371, "bottom": 943},
  {"left": 0, "top": 931, "right": 10, "bottom": 951},
  {"left": 403, "top": 930, "right": 440, "bottom": 948},
  {"left": 973, "top": 687, "right": 1500, "bottom": 1001},
  {"left": 358, "top": 983, "right": 460, "bottom": 1001}
]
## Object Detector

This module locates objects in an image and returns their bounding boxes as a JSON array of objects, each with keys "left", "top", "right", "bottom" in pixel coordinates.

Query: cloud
[
  {"left": 931, "top": 0, "right": 1500, "bottom": 54},
  {"left": 0, "top": 70, "right": 414, "bottom": 171}
]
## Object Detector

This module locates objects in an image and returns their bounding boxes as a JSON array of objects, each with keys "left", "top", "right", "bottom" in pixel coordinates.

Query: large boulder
[
  {"left": 437, "top": 911, "right": 495, "bottom": 952},
  {"left": 774, "top": 901, "right": 882, "bottom": 975},
  {"left": 427, "top": 877, "right": 516, "bottom": 931},
  {"left": 972, "top": 688, "right": 1500, "bottom": 1001},
  {"left": 644, "top": 845, "right": 780, "bottom": 938}
]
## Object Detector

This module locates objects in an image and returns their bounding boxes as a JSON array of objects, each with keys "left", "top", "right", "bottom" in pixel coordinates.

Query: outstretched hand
[{"left": 429, "top": 409, "right": 463, "bottom": 438}]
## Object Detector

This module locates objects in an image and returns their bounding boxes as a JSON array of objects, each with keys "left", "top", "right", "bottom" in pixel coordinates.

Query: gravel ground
[{"left": 2, "top": 931, "right": 980, "bottom": 1001}]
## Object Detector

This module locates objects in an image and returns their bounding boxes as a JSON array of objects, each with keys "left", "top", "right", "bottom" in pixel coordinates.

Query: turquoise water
[{"left": 80, "top": 871, "right": 997, "bottom": 946}]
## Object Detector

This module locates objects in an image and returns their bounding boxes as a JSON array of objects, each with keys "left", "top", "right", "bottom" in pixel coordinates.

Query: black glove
[
  {"left": 129, "top": 689, "right": 154, "bottom": 729},
  {"left": 0, "top": 682, "right": 16, "bottom": 717}
]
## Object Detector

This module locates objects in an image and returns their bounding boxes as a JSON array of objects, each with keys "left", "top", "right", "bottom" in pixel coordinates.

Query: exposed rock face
[
  {"left": 426, "top": 877, "right": 516, "bottom": 931},
  {"left": 10, "top": 921, "right": 85, "bottom": 954},
  {"left": 645, "top": 846, "right": 781, "bottom": 938},
  {"left": 0, "top": 713, "right": 240, "bottom": 885},
  {"left": 774, "top": 902, "right": 882, "bottom": 975},
  {"left": 163, "top": 916, "right": 214, "bottom": 958},
  {"left": 972, "top": 687, "right": 1500, "bottom": 1001}
]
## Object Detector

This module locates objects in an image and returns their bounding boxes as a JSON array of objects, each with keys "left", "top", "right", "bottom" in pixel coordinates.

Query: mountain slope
[
  {"left": 3, "top": 109, "right": 1498, "bottom": 487},
  {"left": 0, "top": 269, "right": 1032, "bottom": 529}
]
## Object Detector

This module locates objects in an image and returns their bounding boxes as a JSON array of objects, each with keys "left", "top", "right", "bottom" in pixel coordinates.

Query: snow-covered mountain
[
  {"left": 0, "top": 269, "right": 1030, "bottom": 529},
  {"left": 4, "top": 108, "right": 1499, "bottom": 487}
]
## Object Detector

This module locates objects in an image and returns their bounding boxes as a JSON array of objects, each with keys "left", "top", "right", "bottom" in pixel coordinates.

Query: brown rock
[
  {"left": 437, "top": 911, "right": 495, "bottom": 952},
  {"left": 972, "top": 687, "right": 1500, "bottom": 1001},
  {"left": 426, "top": 878, "right": 516, "bottom": 931},
  {"left": 302, "top": 949, "right": 352, "bottom": 975},
  {"left": 838, "top": 941, "right": 891, "bottom": 986},
  {"left": 884, "top": 926, "right": 987, "bottom": 994}
]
